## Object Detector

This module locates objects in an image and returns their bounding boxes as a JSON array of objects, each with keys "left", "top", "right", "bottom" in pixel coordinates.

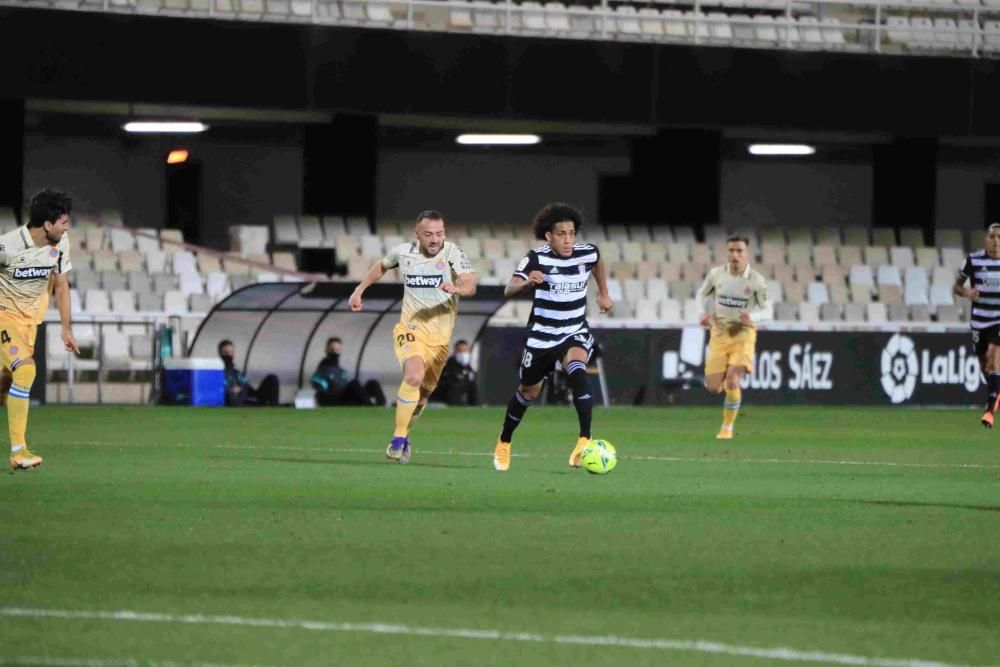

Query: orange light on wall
[{"left": 166, "top": 149, "right": 189, "bottom": 165}]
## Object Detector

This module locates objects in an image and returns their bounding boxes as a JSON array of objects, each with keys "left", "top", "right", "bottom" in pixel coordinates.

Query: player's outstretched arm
[
  {"left": 441, "top": 272, "right": 477, "bottom": 297},
  {"left": 954, "top": 277, "right": 978, "bottom": 301},
  {"left": 349, "top": 261, "right": 388, "bottom": 312},
  {"left": 591, "top": 258, "right": 613, "bottom": 313},
  {"left": 505, "top": 273, "right": 543, "bottom": 298},
  {"left": 53, "top": 272, "right": 80, "bottom": 355}
]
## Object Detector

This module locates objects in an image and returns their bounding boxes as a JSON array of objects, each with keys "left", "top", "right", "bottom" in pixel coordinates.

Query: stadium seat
[
  {"left": 111, "top": 290, "right": 136, "bottom": 313},
  {"left": 206, "top": 272, "right": 231, "bottom": 298},
  {"left": 879, "top": 284, "right": 903, "bottom": 304},
  {"left": 899, "top": 227, "right": 925, "bottom": 247},
  {"left": 635, "top": 299, "right": 657, "bottom": 321},
  {"left": 128, "top": 272, "right": 152, "bottom": 295},
  {"left": 936, "top": 304, "right": 963, "bottom": 322},
  {"left": 915, "top": 247, "right": 939, "bottom": 270},
  {"left": 623, "top": 279, "right": 645, "bottom": 302},
  {"left": 153, "top": 272, "right": 179, "bottom": 293},
  {"left": 449, "top": 3, "right": 474, "bottom": 29},
  {"left": 843, "top": 302, "right": 865, "bottom": 322},
  {"left": 929, "top": 283, "right": 954, "bottom": 308},
  {"left": 910, "top": 304, "right": 931, "bottom": 322},
  {"left": 173, "top": 251, "right": 197, "bottom": 275},
  {"left": 783, "top": 280, "right": 806, "bottom": 303},
  {"left": 273, "top": 215, "right": 299, "bottom": 246},
  {"left": 707, "top": 12, "right": 732, "bottom": 40},
  {"left": 639, "top": 8, "right": 664, "bottom": 36},
  {"left": 680, "top": 262, "right": 704, "bottom": 282},
  {"left": 611, "top": 261, "right": 636, "bottom": 280},
  {"left": 645, "top": 242, "right": 668, "bottom": 261},
  {"left": 546, "top": 2, "right": 571, "bottom": 32},
  {"left": 813, "top": 245, "right": 837, "bottom": 268},
  {"left": 798, "top": 17, "right": 824, "bottom": 45},
  {"left": 767, "top": 279, "right": 783, "bottom": 303},
  {"left": 940, "top": 247, "right": 965, "bottom": 271},
  {"left": 360, "top": 235, "right": 384, "bottom": 259},
  {"left": 842, "top": 226, "right": 869, "bottom": 247},
  {"left": 101, "top": 271, "right": 127, "bottom": 291},
  {"left": 774, "top": 302, "right": 797, "bottom": 321},
  {"left": 866, "top": 302, "right": 888, "bottom": 323},
  {"left": 888, "top": 303, "right": 910, "bottom": 321},
  {"left": 807, "top": 281, "right": 830, "bottom": 305},
  {"left": 179, "top": 272, "right": 205, "bottom": 296},
  {"left": 799, "top": 301, "right": 819, "bottom": 324},
  {"left": 659, "top": 299, "right": 682, "bottom": 322},
  {"left": 889, "top": 246, "right": 915, "bottom": 268},
  {"left": 662, "top": 9, "right": 689, "bottom": 38},
  {"left": 138, "top": 292, "right": 162, "bottom": 312},
  {"left": 190, "top": 293, "right": 214, "bottom": 313},
  {"left": 621, "top": 241, "right": 644, "bottom": 263},
  {"left": 84, "top": 289, "right": 110, "bottom": 314},
  {"left": 472, "top": 1, "right": 500, "bottom": 30},
  {"left": 931, "top": 266, "right": 953, "bottom": 286},
  {"left": 299, "top": 216, "right": 325, "bottom": 247},
  {"left": 92, "top": 249, "right": 118, "bottom": 272},
  {"left": 904, "top": 281, "right": 928, "bottom": 306},
  {"left": 672, "top": 226, "right": 696, "bottom": 245},
  {"left": 877, "top": 264, "right": 902, "bottom": 287},
  {"left": 196, "top": 254, "right": 222, "bottom": 274},
  {"left": 821, "top": 17, "right": 847, "bottom": 45},
  {"left": 838, "top": 245, "right": 862, "bottom": 268},
  {"left": 731, "top": 14, "right": 755, "bottom": 41},
  {"left": 646, "top": 278, "right": 668, "bottom": 301},
  {"left": 73, "top": 269, "right": 100, "bottom": 293},
  {"left": 164, "top": 291, "right": 188, "bottom": 314},
  {"left": 144, "top": 249, "right": 167, "bottom": 273},
  {"left": 820, "top": 303, "right": 843, "bottom": 321},
  {"left": 865, "top": 246, "right": 889, "bottom": 268}
]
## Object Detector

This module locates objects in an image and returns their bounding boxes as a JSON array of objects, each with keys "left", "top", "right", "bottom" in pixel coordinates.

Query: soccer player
[
  {"left": 697, "top": 234, "right": 772, "bottom": 440},
  {"left": 3, "top": 189, "right": 80, "bottom": 470},
  {"left": 954, "top": 222, "right": 1000, "bottom": 427},
  {"left": 349, "top": 210, "right": 476, "bottom": 463},
  {"left": 492, "top": 203, "right": 613, "bottom": 472}
]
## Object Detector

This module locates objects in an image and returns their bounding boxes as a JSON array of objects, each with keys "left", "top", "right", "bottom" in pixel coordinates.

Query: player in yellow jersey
[
  {"left": 3, "top": 189, "right": 80, "bottom": 470},
  {"left": 697, "top": 234, "right": 772, "bottom": 440},
  {"left": 349, "top": 210, "right": 476, "bottom": 463}
]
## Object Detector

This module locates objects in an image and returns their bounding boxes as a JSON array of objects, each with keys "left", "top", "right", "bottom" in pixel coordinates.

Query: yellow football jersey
[
  {"left": 382, "top": 240, "right": 474, "bottom": 346},
  {"left": 0, "top": 227, "right": 72, "bottom": 325},
  {"left": 697, "top": 263, "right": 772, "bottom": 326}
]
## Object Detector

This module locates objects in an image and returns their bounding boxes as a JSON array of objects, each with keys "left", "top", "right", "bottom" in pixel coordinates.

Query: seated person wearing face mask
[
  {"left": 218, "top": 340, "right": 280, "bottom": 407},
  {"left": 311, "top": 337, "right": 386, "bottom": 407},
  {"left": 430, "top": 339, "right": 478, "bottom": 406}
]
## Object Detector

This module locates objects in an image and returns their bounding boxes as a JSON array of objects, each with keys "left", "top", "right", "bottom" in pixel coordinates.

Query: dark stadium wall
[
  {"left": 719, "top": 160, "right": 874, "bottom": 230},
  {"left": 23, "top": 130, "right": 303, "bottom": 249},
  {"left": 375, "top": 150, "right": 630, "bottom": 227},
  {"left": 5, "top": 8, "right": 1000, "bottom": 137},
  {"left": 935, "top": 149, "right": 1000, "bottom": 236}
]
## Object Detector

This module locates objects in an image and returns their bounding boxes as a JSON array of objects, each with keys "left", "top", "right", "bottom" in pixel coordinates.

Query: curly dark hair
[
  {"left": 532, "top": 203, "right": 583, "bottom": 241},
  {"left": 28, "top": 189, "right": 73, "bottom": 229}
]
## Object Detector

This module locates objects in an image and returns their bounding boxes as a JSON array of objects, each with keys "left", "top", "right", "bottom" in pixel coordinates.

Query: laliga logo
[
  {"left": 880, "top": 334, "right": 918, "bottom": 404},
  {"left": 880, "top": 333, "right": 981, "bottom": 404}
]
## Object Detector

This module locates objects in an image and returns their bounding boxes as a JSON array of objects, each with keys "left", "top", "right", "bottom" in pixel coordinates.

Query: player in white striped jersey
[
  {"left": 954, "top": 222, "right": 1000, "bottom": 427},
  {"left": 696, "top": 234, "right": 772, "bottom": 440},
  {"left": 492, "top": 203, "right": 612, "bottom": 472}
]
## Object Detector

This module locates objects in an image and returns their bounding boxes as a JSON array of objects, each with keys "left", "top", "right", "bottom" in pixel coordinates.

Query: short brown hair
[{"left": 726, "top": 234, "right": 750, "bottom": 245}]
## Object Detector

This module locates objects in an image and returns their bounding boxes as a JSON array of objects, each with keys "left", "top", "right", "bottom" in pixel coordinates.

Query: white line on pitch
[
  {"left": 0, "top": 657, "right": 259, "bottom": 667},
  {"left": 65, "top": 440, "right": 1000, "bottom": 470},
  {"left": 0, "top": 607, "right": 985, "bottom": 667}
]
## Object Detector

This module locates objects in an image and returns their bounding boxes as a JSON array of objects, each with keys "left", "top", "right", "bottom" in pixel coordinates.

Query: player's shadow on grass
[
  {"left": 242, "top": 456, "right": 475, "bottom": 470},
  {"left": 849, "top": 499, "right": 1000, "bottom": 513}
]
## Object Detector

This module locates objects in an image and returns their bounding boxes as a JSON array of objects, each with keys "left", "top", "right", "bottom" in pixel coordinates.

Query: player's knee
[
  {"left": 705, "top": 376, "right": 723, "bottom": 393},
  {"left": 519, "top": 383, "right": 542, "bottom": 402},
  {"left": 11, "top": 360, "right": 36, "bottom": 390},
  {"left": 724, "top": 372, "right": 742, "bottom": 391}
]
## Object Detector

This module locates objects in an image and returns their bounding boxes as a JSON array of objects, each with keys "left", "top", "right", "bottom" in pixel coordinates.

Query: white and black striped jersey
[
  {"left": 959, "top": 250, "right": 1000, "bottom": 329},
  {"left": 512, "top": 243, "right": 600, "bottom": 350}
]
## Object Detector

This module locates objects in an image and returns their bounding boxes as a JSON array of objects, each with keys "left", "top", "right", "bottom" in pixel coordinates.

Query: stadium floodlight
[
  {"left": 123, "top": 121, "right": 209, "bottom": 134},
  {"left": 748, "top": 143, "right": 815, "bottom": 156},
  {"left": 456, "top": 134, "right": 541, "bottom": 146}
]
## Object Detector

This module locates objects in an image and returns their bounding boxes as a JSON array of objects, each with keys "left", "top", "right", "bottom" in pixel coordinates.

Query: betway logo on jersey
[
  {"left": 11, "top": 266, "right": 52, "bottom": 280},
  {"left": 717, "top": 295, "right": 749, "bottom": 309},
  {"left": 404, "top": 274, "right": 443, "bottom": 288}
]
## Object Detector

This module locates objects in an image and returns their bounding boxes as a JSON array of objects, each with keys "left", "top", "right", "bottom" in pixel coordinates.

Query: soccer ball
[{"left": 581, "top": 439, "right": 617, "bottom": 475}]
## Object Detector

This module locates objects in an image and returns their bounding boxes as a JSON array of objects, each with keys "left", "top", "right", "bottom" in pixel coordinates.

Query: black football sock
[
  {"left": 500, "top": 391, "right": 532, "bottom": 443},
  {"left": 566, "top": 360, "right": 593, "bottom": 439}
]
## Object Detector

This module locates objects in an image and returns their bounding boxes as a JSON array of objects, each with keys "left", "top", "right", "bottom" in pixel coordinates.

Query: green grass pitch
[{"left": 0, "top": 405, "right": 997, "bottom": 667}]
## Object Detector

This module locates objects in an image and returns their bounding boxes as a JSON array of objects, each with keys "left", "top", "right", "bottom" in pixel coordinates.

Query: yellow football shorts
[
  {"left": 705, "top": 324, "right": 756, "bottom": 376},
  {"left": 392, "top": 322, "right": 450, "bottom": 393},
  {"left": 0, "top": 319, "right": 37, "bottom": 372}
]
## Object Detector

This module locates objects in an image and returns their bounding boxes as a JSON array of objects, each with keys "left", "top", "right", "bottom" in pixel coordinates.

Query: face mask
[
  {"left": 456, "top": 352, "right": 471, "bottom": 367},
  {"left": 220, "top": 354, "right": 234, "bottom": 368},
  {"left": 326, "top": 353, "right": 340, "bottom": 365}
]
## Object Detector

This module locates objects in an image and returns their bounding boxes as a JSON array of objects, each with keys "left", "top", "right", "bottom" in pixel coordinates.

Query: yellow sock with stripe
[
  {"left": 8, "top": 362, "right": 36, "bottom": 449},
  {"left": 721, "top": 387, "right": 741, "bottom": 432},
  {"left": 394, "top": 381, "right": 421, "bottom": 438}
]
